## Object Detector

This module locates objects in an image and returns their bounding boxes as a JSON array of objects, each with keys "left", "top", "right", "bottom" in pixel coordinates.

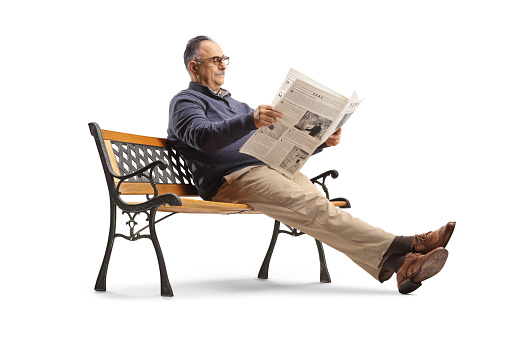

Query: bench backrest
[{"left": 89, "top": 122, "right": 199, "bottom": 197}]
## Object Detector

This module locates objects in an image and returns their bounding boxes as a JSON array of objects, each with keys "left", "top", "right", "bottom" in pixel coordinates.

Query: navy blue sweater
[
  {"left": 168, "top": 82, "right": 327, "bottom": 200},
  {"left": 167, "top": 82, "right": 265, "bottom": 200}
]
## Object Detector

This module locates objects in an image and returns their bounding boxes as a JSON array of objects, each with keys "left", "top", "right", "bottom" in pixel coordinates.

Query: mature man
[{"left": 167, "top": 36, "right": 455, "bottom": 294}]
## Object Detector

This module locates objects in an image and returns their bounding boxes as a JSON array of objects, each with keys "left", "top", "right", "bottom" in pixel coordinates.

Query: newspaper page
[
  {"left": 240, "top": 69, "right": 363, "bottom": 178},
  {"left": 271, "top": 68, "right": 347, "bottom": 106}
]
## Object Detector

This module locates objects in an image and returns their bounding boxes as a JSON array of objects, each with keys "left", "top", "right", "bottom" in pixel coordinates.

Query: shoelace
[
  {"left": 411, "top": 232, "right": 432, "bottom": 252},
  {"left": 414, "top": 231, "right": 431, "bottom": 243}
]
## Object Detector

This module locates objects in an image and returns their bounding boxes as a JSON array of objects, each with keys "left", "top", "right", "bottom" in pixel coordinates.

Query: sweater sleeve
[
  {"left": 169, "top": 96, "right": 257, "bottom": 153},
  {"left": 313, "top": 142, "right": 328, "bottom": 155}
]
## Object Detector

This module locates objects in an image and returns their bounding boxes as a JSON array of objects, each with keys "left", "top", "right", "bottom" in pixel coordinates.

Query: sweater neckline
[{"left": 188, "top": 81, "right": 230, "bottom": 99}]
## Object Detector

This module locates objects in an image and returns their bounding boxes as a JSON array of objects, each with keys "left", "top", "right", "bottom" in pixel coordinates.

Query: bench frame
[{"left": 89, "top": 122, "right": 351, "bottom": 296}]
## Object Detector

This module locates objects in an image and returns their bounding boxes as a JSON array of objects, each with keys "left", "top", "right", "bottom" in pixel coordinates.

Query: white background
[{"left": 2, "top": 0, "right": 508, "bottom": 338}]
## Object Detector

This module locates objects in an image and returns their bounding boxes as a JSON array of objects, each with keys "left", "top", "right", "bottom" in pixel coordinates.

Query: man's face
[{"left": 191, "top": 40, "right": 227, "bottom": 92}]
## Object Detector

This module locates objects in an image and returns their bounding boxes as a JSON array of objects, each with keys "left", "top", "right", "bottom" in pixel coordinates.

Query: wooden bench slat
[
  {"left": 101, "top": 129, "right": 169, "bottom": 148},
  {"left": 127, "top": 199, "right": 347, "bottom": 215},
  {"left": 119, "top": 182, "right": 199, "bottom": 196},
  {"left": 104, "top": 140, "right": 121, "bottom": 176}
]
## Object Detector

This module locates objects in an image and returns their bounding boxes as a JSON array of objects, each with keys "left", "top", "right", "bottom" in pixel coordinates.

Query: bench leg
[
  {"left": 95, "top": 198, "right": 117, "bottom": 292},
  {"left": 315, "top": 239, "right": 331, "bottom": 283},
  {"left": 258, "top": 220, "right": 332, "bottom": 283},
  {"left": 148, "top": 207, "right": 173, "bottom": 297},
  {"left": 258, "top": 220, "right": 280, "bottom": 279}
]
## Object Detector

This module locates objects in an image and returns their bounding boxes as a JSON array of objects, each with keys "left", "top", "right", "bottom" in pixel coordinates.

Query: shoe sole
[{"left": 398, "top": 248, "right": 449, "bottom": 294}]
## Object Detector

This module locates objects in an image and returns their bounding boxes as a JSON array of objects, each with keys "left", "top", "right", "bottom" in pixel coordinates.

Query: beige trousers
[{"left": 212, "top": 165, "right": 396, "bottom": 282}]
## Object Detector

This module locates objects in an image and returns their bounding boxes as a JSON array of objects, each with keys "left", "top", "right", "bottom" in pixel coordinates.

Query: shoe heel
[{"left": 398, "top": 279, "right": 422, "bottom": 294}]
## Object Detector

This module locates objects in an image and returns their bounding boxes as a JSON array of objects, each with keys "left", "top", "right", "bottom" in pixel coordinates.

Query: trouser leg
[
  {"left": 291, "top": 169, "right": 394, "bottom": 280},
  {"left": 212, "top": 166, "right": 396, "bottom": 281}
]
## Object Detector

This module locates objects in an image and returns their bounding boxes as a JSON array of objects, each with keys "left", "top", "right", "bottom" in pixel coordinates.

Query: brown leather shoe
[
  {"left": 412, "top": 221, "right": 455, "bottom": 254},
  {"left": 397, "top": 247, "right": 448, "bottom": 294}
]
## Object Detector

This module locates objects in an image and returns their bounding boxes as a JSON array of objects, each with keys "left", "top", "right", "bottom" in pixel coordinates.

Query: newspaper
[{"left": 240, "top": 68, "right": 363, "bottom": 178}]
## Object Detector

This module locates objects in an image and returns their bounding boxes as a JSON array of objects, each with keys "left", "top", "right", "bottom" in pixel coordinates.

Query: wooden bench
[{"left": 89, "top": 122, "right": 351, "bottom": 296}]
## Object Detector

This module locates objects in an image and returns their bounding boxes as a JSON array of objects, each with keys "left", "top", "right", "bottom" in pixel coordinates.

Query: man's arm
[
  {"left": 170, "top": 97, "right": 283, "bottom": 153},
  {"left": 170, "top": 98, "right": 257, "bottom": 153}
]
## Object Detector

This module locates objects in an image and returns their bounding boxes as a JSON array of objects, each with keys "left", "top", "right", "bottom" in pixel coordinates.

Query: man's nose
[{"left": 218, "top": 60, "right": 227, "bottom": 69}]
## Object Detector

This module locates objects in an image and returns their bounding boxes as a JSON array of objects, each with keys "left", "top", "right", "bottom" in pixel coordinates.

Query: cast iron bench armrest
[
  {"left": 310, "top": 169, "right": 339, "bottom": 200},
  {"left": 112, "top": 192, "right": 182, "bottom": 213},
  {"left": 111, "top": 160, "right": 167, "bottom": 181},
  {"left": 110, "top": 160, "right": 183, "bottom": 213},
  {"left": 113, "top": 160, "right": 167, "bottom": 197},
  {"left": 310, "top": 169, "right": 339, "bottom": 182}
]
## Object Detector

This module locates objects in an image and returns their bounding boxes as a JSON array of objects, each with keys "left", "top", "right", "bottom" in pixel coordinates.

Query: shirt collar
[{"left": 189, "top": 81, "right": 230, "bottom": 99}]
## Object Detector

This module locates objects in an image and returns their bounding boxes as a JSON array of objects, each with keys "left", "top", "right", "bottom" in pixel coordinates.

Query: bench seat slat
[
  {"left": 128, "top": 198, "right": 347, "bottom": 215},
  {"left": 119, "top": 182, "right": 198, "bottom": 196}
]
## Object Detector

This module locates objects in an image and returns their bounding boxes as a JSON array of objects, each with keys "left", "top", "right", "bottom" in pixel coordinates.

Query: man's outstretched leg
[{"left": 213, "top": 166, "right": 455, "bottom": 293}]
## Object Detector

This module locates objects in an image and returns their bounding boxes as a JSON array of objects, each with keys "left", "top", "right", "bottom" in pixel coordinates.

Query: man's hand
[
  {"left": 325, "top": 128, "right": 342, "bottom": 146},
  {"left": 253, "top": 105, "right": 283, "bottom": 128}
]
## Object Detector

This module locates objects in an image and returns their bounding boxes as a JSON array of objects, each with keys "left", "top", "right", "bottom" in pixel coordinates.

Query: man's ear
[{"left": 189, "top": 61, "right": 198, "bottom": 75}]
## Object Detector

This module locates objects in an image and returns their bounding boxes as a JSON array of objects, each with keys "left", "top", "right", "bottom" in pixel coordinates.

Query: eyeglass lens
[{"left": 214, "top": 56, "right": 229, "bottom": 65}]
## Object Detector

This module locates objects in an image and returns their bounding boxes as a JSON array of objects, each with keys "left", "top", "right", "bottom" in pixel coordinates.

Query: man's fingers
[
  {"left": 254, "top": 105, "right": 283, "bottom": 128},
  {"left": 270, "top": 110, "right": 283, "bottom": 119},
  {"left": 260, "top": 109, "right": 282, "bottom": 120}
]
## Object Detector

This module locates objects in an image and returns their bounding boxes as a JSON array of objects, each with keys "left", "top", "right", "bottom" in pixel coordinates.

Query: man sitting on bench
[{"left": 167, "top": 35, "right": 455, "bottom": 294}]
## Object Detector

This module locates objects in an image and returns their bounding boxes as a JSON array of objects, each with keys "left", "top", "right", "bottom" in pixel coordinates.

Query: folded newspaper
[{"left": 240, "top": 68, "right": 363, "bottom": 178}]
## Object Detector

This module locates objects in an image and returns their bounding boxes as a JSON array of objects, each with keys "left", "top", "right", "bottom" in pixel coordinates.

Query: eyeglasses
[{"left": 195, "top": 56, "right": 230, "bottom": 66}]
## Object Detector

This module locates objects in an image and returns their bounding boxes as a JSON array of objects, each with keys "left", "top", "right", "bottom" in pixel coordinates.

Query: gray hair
[{"left": 184, "top": 35, "right": 213, "bottom": 73}]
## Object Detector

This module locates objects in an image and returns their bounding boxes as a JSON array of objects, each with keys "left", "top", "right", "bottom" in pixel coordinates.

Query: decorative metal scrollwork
[
  {"left": 115, "top": 211, "right": 151, "bottom": 241},
  {"left": 279, "top": 224, "right": 306, "bottom": 237}
]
